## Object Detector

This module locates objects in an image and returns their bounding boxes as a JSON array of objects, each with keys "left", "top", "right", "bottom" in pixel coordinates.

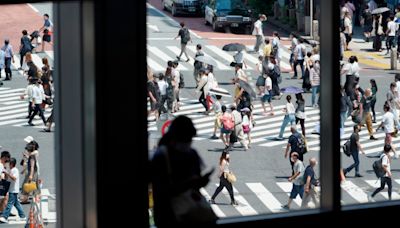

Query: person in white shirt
[
  {"left": 377, "top": 105, "right": 395, "bottom": 145},
  {"left": 293, "top": 39, "right": 306, "bottom": 79},
  {"left": 172, "top": 61, "right": 180, "bottom": 112},
  {"left": 370, "top": 144, "right": 392, "bottom": 201},
  {"left": 344, "top": 12, "right": 353, "bottom": 49},
  {"left": 196, "top": 68, "right": 209, "bottom": 114},
  {"left": 277, "top": 95, "right": 296, "bottom": 140},
  {"left": 0, "top": 151, "right": 10, "bottom": 213},
  {"left": 27, "top": 79, "right": 47, "bottom": 126},
  {"left": 232, "top": 50, "right": 247, "bottom": 69},
  {"left": 282, "top": 152, "right": 305, "bottom": 210},
  {"left": 289, "top": 33, "right": 298, "bottom": 70},
  {"left": 261, "top": 74, "right": 274, "bottom": 116},
  {"left": 272, "top": 31, "right": 282, "bottom": 68},
  {"left": 0, "top": 158, "right": 26, "bottom": 223},
  {"left": 386, "top": 16, "right": 397, "bottom": 54},
  {"left": 157, "top": 73, "right": 169, "bottom": 115},
  {"left": 252, "top": 14, "right": 267, "bottom": 53}
]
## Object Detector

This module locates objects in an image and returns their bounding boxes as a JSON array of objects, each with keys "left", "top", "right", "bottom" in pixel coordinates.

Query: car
[
  {"left": 204, "top": 0, "right": 253, "bottom": 33},
  {"left": 162, "top": 0, "right": 205, "bottom": 16}
]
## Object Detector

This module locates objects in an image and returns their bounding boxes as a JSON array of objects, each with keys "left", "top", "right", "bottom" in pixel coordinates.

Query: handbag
[
  {"left": 226, "top": 172, "right": 236, "bottom": 183},
  {"left": 23, "top": 181, "right": 37, "bottom": 193},
  {"left": 242, "top": 125, "right": 250, "bottom": 134},
  {"left": 161, "top": 146, "right": 217, "bottom": 224},
  {"left": 0, "top": 180, "right": 11, "bottom": 196}
]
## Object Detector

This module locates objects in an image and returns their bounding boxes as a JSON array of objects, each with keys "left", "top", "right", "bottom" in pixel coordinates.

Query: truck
[
  {"left": 204, "top": 0, "right": 253, "bottom": 33},
  {"left": 162, "top": 0, "right": 205, "bottom": 16}
]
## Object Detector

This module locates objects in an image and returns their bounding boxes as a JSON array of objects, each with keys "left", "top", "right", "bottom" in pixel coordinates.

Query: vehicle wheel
[
  {"left": 212, "top": 20, "right": 219, "bottom": 32},
  {"left": 172, "top": 5, "right": 177, "bottom": 16}
]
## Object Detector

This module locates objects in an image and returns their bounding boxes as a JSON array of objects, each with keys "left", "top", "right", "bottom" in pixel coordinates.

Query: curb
[{"left": 267, "top": 18, "right": 319, "bottom": 46}]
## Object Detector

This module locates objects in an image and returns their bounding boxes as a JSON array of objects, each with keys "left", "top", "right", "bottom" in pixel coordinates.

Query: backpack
[
  {"left": 342, "top": 139, "right": 351, "bottom": 157},
  {"left": 295, "top": 133, "right": 308, "bottom": 155},
  {"left": 372, "top": 156, "right": 385, "bottom": 178},
  {"left": 178, "top": 72, "right": 185, "bottom": 88},
  {"left": 181, "top": 28, "right": 190, "bottom": 43},
  {"left": 221, "top": 116, "right": 234, "bottom": 131}
]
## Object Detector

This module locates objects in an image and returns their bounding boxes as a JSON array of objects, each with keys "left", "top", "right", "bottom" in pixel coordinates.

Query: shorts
[
  {"left": 290, "top": 184, "right": 304, "bottom": 199},
  {"left": 43, "top": 34, "right": 51, "bottom": 43},
  {"left": 261, "top": 93, "right": 272, "bottom": 103}
]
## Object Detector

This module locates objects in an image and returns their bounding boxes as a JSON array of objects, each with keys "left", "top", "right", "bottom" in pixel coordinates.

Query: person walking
[
  {"left": 277, "top": 95, "right": 296, "bottom": 140},
  {"left": 0, "top": 151, "right": 10, "bottom": 213},
  {"left": 196, "top": 68, "right": 209, "bottom": 114},
  {"left": 241, "top": 108, "right": 253, "bottom": 148},
  {"left": 376, "top": 105, "right": 395, "bottom": 145},
  {"left": 271, "top": 31, "right": 282, "bottom": 68},
  {"left": 295, "top": 93, "right": 306, "bottom": 137},
  {"left": 193, "top": 44, "right": 204, "bottom": 84},
  {"left": 343, "top": 125, "right": 365, "bottom": 178},
  {"left": 344, "top": 11, "right": 353, "bottom": 49},
  {"left": 282, "top": 152, "right": 305, "bottom": 210},
  {"left": 19, "top": 30, "right": 33, "bottom": 69},
  {"left": 310, "top": 60, "right": 320, "bottom": 107},
  {"left": 289, "top": 33, "right": 298, "bottom": 71},
  {"left": 174, "top": 22, "right": 191, "bottom": 62},
  {"left": 369, "top": 144, "right": 392, "bottom": 201},
  {"left": 210, "top": 151, "right": 238, "bottom": 206},
  {"left": 1, "top": 39, "right": 15, "bottom": 81},
  {"left": 293, "top": 39, "right": 306, "bottom": 79},
  {"left": 147, "top": 70, "right": 160, "bottom": 121},
  {"left": 372, "top": 14, "right": 383, "bottom": 51},
  {"left": 252, "top": 14, "right": 267, "bottom": 54},
  {"left": 0, "top": 158, "right": 26, "bottom": 223},
  {"left": 370, "top": 79, "right": 378, "bottom": 123},
  {"left": 38, "top": 14, "right": 53, "bottom": 52},
  {"left": 157, "top": 73, "right": 169, "bottom": 115},
  {"left": 386, "top": 82, "right": 400, "bottom": 130},
  {"left": 219, "top": 105, "right": 234, "bottom": 148},
  {"left": 301, "top": 157, "right": 319, "bottom": 209},
  {"left": 27, "top": 78, "right": 47, "bottom": 126},
  {"left": 230, "top": 104, "right": 248, "bottom": 150},
  {"left": 385, "top": 15, "right": 397, "bottom": 55},
  {"left": 260, "top": 72, "right": 274, "bottom": 116},
  {"left": 361, "top": 88, "right": 377, "bottom": 140},
  {"left": 210, "top": 95, "right": 223, "bottom": 139},
  {"left": 284, "top": 126, "right": 305, "bottom": 171},
  {"left": 340, "top": 86, "right": 352, "bottom": 137}
]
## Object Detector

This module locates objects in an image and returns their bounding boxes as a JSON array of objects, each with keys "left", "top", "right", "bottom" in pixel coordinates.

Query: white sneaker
[{"left": 0, "top": 217, "right": 8, "bottom": 223}]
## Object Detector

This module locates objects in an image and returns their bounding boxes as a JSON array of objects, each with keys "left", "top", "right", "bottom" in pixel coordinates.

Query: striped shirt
[{"left": 1, "top": 45, "right": 13, "bottom": 58}]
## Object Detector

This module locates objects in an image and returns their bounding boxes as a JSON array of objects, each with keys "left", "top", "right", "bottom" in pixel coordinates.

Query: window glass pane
[
  {"left": 340, "top": 0, "right": 400, "bottom": 206},
  {"left": 0, "top": 2, "right": 57, "bottom": 226},
  {"left": 147, "top": 0, "right": 321, "bottom": 225}
]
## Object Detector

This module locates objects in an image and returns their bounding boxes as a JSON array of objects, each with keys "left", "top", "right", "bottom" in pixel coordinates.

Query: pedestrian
[
  {"left": 164, "top": 63, "right": 175, "bottom": 113},
  {"left": 302, "top": 52, "right": 312, "bottom": 93},
  {"left": 1, "top": 39, "right": 14, "bottom": 80},
  {"left": 196, "top": 68, "right": 209, "bottom": 114},
  {"left": 344, "top": 0, "right": 356, "bottom": 27},
  {"left": 369, "top": 144, "right": 393, "bottom": 201},
  {"left": 174, "top": 22, "right": 191, "bottom": 62},
  {"left": 205, "top": 66, "right": 218, "bottom": 111},
  {"left": 219, "top": 105, "right": 234, "bottom": 148},
  {"left": 340, "top": 86, "right": 352, "bottom": 137},
  {"left": 344, "top": 11, "right": 353, "bottom": 49},
  {"left": 361, "top": 4, "right": 373, "bottom": 42},
  {"left": 277, "top": 95, "right": 296, "bottom": 140},
  {"left": 361, "top": 88, "right": 377, "bottom": 140},
  {"left": 343, "top": 125, "right": 365, "bottom": 177},
  {"left": 295, "top": 93, "right": 306, "bottom": 137},
  {"left": 255, "top": 56, "right": 265, "bottom": 96},
  {"left": 241, "top": 108, "right": 253, "bottom": 148},
  {"left": 342, "top": 56, "right": 359, "bottom": 96},
  {"left": 19, "top": 30, "right": 33, "bottom": 69},
  {"left": 260, "top": 72, "right": 274, "bottom": 116},
  {"left": 43, "top": 81, "right": 55, "bottom": 132},
  {"left": 20, "top": 139, "right": 40, "bottom": 203},
  {"left": 271, "top": 31, "right": 282, "bottom": 68},
  {"left": 0, "top": 158, "right": 26, "bottom": 223},
  {"left": 193, "top": 44, "right": 204, "bottom": 84},
  {"left": 282, "top": 152, "right": 305, "bottom": 210},
  {"left": 386, "top": 82, "right": 400, "bottom": 130},
  {"left": 263, "top": 38, "right": 272, "bottom": 66},
  {"left": 210, "top": 95, "right": 223, "bottom": 139},
  {"left": 372, "top": 14, "right": 383, "bottom": 51},
  {"left": 151, "top": 116, "right": 216, "bottom": 227},
  {"left": 385, "top": 15, "right": 397, "bottom": 55},
  {"left": 252, "top": 14, "right": 267, "bottom": 53},
  {"left": 157, "top": 73, "right": 169, "bottom": 115},
  {"left": 340, "top": 29, "right": 347, "bottom": 60},
  {"left": 230, "top": 104, "right": 248, "bottom": 150},
  {"left": 293, "top": 39, "right": 306, "bottom": 79},
  {"left": 209, "top": 151, "right": 238, "bottom": 206},
  {"left": 289, "top": 33, "right": 298, "bottom": 71},
  {"left": 38, "top": 14, "right": 53, "bottom": 52},
  {"left": 284, "top": 126, "right": 305, "bottom": 171},
  {"left": 301, "top": 157, "right": 319, "bottom": 209},
  {"left": 147, "top": 69, "right": 160, "bottom": 121},
  {"left": 20, "top": 77, "right": 36, "bottom": 119},
  {"left": 266, "top": 57, "right": 282, "bottom": 99},
  {"left": 376, "top": 105, "right": 395, "bottom": 145},
  {"left": 310, "top": 60, "right": 320, "bottom": 107},
  {"left": 0, "top": 48, "right": 4, "bottom": 79},
  {"left": 370, "top": 79, "right": 378, "bottom": 123},
  {"left": 0, "top": 151, "right": 10, "bottom": 213},
  {"left": 171, "top": 61, "right": 181, "bottom": 113},
  {"left": 27, "top": 78, "right": 47, "bottom": 126},
  {"left": 231, "top": 50, "right": 247, "bottom": 69}
]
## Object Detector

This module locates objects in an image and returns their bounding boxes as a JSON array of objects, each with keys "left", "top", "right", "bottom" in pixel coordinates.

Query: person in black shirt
[
  {"left": 285, "top": 126, "right": 304, "bottom": 172},
  {"left": 343, "top": 125, "right": 365, "bottom": 177},
  {"left": 301, "top": 157, "right": 319, "bottom": 208}
]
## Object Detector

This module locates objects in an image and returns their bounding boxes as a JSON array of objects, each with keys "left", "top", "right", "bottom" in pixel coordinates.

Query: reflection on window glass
[
  {"left": 0, "top": 2, "right": 57, "bottom": 226},
  {"left": 340, "top": 1, "right": 400, "bottom": 206},
  {"left": 147, "top": 0, "right": 321, "bottom": 225}
]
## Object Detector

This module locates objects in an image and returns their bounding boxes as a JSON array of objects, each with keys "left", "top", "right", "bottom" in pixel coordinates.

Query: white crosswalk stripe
[
  {"left": 0, "top": 88, "right": 52, "bottom": 128},
  {"left": 147, "top": 44, "right": 293, "bottom": 72},
  {"left": 199, "top": 179, "right": 400, "bottom": 217}
]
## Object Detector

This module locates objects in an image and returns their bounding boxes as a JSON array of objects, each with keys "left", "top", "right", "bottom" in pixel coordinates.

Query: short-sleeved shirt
[
  {"left": 234, "top": 51, "right": 244, "bottom": 63},
  {"left": 1, "top": 44, "right": 13, "bottom": 58},
  {"left": 286, "top": 102, "right": 295, "bottom": 115},
  {"left": 387, "top": 21, "right": 397, "bottom": 36},
  {"left": 178, "top": 28, "right": 189, "bottom": 44},
  {"left": 295, "top": 44, "right": 305, "bottom": 60},
  {"left": 344, "top": 17, "right": 352, "bottom": 34},
  {"left": 350, "top": 132, "right": 359, "bottom": 153},
  {"left": 288, "top": 132, "right": 302, "bottom": 152},
  {"left": 382, "top": 112, "right": 395, "bottom": 134},
  {"left": 44, "top": 19, "right": 53, "bottom": 29},
  {"left": 381, "top": 154, "right": 391, "bottom": 177},
  {"left": 293, "top": 160, "right": 305, "bottom": 185},
  {"left": 252, "top": 20, "right": 263, "bottom": 36},
  {"left": 157, "top": 80, "right": 168, "bottom": 96},
  {"left": 8, "top": 167, "right": 20, "bottom": 193},
  {"left": 147, "top": 81, "right": 160, "bottom": 100},
  {"left": 303, "top": 165, "right": 316, "bottom": 186}
]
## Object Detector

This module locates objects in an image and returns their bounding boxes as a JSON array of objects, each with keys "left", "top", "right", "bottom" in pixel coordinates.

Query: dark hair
[
  {"left": 22, "top": 30, "right": 28, "bottom": 35},
  {"left": 1, "top": 151, "right": 10, "bottom": 159},
  {"left": 295, "top": 93, "right": 304, "bottom": 101},
  {"left": 216, "top": 95, "right": 222, "bottom": 100},
  {"left": 349, "top": 56, "right": 358, "bottom": 63},
  {"left": 180, "top": 22, "right": 185, "bottom": 27},
  {"left": 220, "top": 151, "right": 229, "bottom": 165},
  {"left": 370, "top": 79, "right": 377, "bottom": 91},
  {"left": 273, "top": 31, "right": 280, "bottom": 40},
  {"left": 44, "top": 13, "right": 49, "bottom": 18},
  {"left": 395, "top": 73, "right": 400, "bottom": 81},
  {"left": 221, "top": 105, "right": 227, "bottom": 112},
  {"left": 286, "top": 95, "right": 292, "bottom": 102},
  {"left": 158, "top": 73, "right": 164, "bottom": 80},
  {"left": 196, "top": 44, "right": 202, "bottom": 49},
  {"left": 9, "top": 158, "right": 16, "bottom": 167},
  {"left": 4, "top": 39, "right": 9, "bottom": 45},
  {"left": 307, "top": 52, "right": 312, "bottom": 57},
  {"left": 264, "top": 38, "right": 270, "bottom": 44},
  {"left": 167, "top": 61, "right": 173, "bottom": 67},
  {"left": 384, "top": 144, "right": 392, "bottom": 153},
  {"left": 384, "top": 104, "right": 390, "bottom": 112},
  {"left": 353, "top": 125, "right": 359, "bottom": 131}
]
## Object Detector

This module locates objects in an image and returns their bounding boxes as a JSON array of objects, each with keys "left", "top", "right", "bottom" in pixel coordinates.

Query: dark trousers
[
  {"left": 20, "top": 52, "right": 26, "bottom": 68},
  {"left": 158, "top": 95, "right": 169, "bottom": 114},
  {"left": 296, "top": 117, "right": 306, "bottom": 136},
  {"left": 4, "top": 57, "right": 12, "bottom": 79},
  {"left": 386, "top": 36, "right": 395, "bottom": 51},
  {"left": 371, "top": 177, "right": 392, "bottom": 200},
  {"left": 199, "top": 93, "right": 208, "bottom": 111},
  {"left": 294, "top": 59, "right": 304, "bottom": 78},
  {"left": 27, "top": 101, "right": 33, "bottom": 118},
  {"left": 344, "top": 151, "right": 360, "bottom": 175},
  {"left": 371, "top": 99, "right": 376, "bottom": 121},
  {"left": 28, "top": 104, "right": 46, "bottom": 125},
  {"left": 211, "top": 175, "right": 235, "bottom": 202}
]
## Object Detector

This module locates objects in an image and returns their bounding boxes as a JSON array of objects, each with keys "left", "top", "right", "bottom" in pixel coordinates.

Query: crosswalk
[
  {"left": 148, "top": 96, "right": 392, "bottom": 155},
  {"left": 147, "top": 44, "right": 293, "bottom": 72},
  {"left": 199, "top": 179, "right": 400, "bottom": 217}
]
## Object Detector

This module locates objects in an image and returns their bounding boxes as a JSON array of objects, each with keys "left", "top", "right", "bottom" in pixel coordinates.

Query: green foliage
[{"left": 248, "top": 0, "right": 275, "bottom": 18}]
